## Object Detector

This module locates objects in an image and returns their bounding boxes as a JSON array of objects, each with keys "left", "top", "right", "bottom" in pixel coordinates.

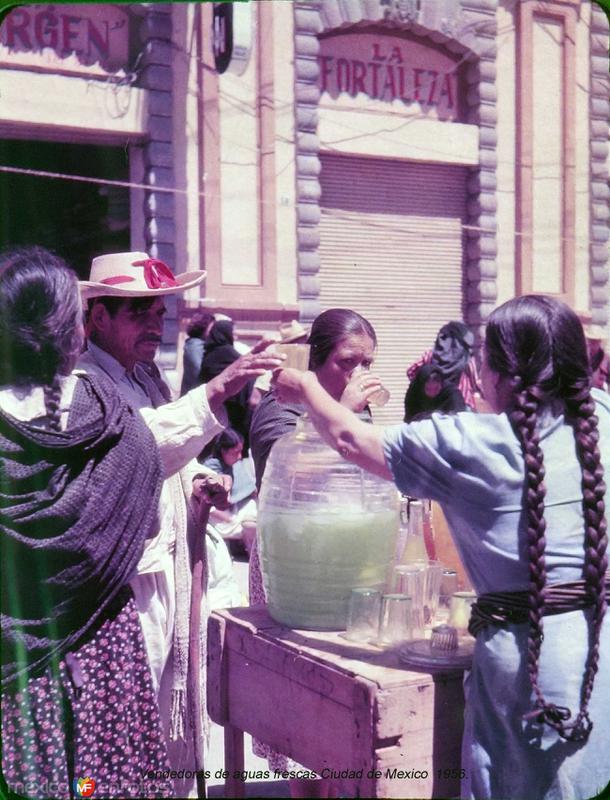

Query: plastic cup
[
  {"left": 273, "top": 343, "right": 310, "bottom": 371},
  {"left": 345, "top": 587, "right": 382, "bottom": 642},
  {"left": 378, "top": 593, "right": 412, "bottom": 646}
]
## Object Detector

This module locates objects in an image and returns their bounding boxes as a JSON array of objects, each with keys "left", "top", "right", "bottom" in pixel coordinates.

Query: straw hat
[
  {"left": 80, "top": 252, "right": 206, "bottom": 299},
  {"left": 278, "top": 320, "right": 309, "bottom": 343}
]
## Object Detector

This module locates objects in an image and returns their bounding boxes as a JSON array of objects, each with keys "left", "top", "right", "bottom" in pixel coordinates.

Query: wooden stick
[{"left": 189, "top": 496, "right": 212, "bottom": 800}]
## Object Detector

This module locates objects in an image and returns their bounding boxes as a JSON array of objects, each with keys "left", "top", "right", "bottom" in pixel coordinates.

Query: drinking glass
[
  {"left": 273, "top": 343, "right": 311, "bottom": 370},
  {"left": 393, "top": 565, "right": 425, "bottom": 637},
  {"left": 345, "top": 587, "right": 382, "bottom": 642},
  {"left": 378, "top": 593, "right": 412, "bottom": 646},
  {"left": 411, "top": 559, "right": 444, "bottom": 625},
  {"left": 353, "top": 365, "right": 390, "bottom": 407}
]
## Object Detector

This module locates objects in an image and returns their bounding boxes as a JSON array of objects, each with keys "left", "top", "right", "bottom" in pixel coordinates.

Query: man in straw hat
[{"left": 78, "top": 252, "right": 282, "bottom": 797}]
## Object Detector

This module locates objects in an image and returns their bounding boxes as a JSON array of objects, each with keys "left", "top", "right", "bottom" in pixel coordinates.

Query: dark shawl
[
  {"left": 1, "top": 373, "right": 162, "bottom": 688},
  {"left": 199, "top": 320, "right": 253, "bottom": 452},
  {"left": 404, "top": 363, "right": 467, "bottom": 423},
  {"left": 249, "top": 391, "right": 302, "bottom": 491},
  {"left": 430, "top": 321, "right": 474, "bottom": 385}
]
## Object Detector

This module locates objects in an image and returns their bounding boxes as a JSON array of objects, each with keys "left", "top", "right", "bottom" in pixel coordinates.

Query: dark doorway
[{"left": 0, "top": 139, "right": 130, "bottom": 279}]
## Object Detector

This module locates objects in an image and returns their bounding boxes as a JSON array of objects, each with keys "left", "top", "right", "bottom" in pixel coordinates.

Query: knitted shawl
[{"left": 1, "top": 373, "right": 162, "bottom": 688}]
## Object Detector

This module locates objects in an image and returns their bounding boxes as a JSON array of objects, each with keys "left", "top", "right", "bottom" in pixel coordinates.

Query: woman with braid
[
  {"left": 273, "top": 295, "right": 609, "bottom": 800},
  {"left": 0, "top": 247, "right": 173, "bottom": 799}
]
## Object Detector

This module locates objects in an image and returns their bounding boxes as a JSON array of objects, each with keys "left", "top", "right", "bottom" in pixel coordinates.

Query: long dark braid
[
  {"left": 563, "top": 390, "right": 608, "bottom": 739},
  {"left": 43, "top": 374, "right": 63, "bottom": 432},
  {"left": 486, "top": 295, "right": 607, "bottom": 742},
  {"left": 508, "top": 382, "right": 553, "bottom": 722}
]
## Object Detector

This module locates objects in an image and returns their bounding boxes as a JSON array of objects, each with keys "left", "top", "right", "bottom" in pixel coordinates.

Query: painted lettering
[
  {"left": 439, "top": 73, "right": 454, "bottom": 108},
  {"left": 5, "top": 8, "right": 31, "bottom": 49},
  {"left": 351, "top": 59, "right": 367, "bottom": 95},
  {"left": 427, "top": 69, "right": 438, "bottom": 105},
  {"left": 369, "top": 61, "right": 382, "bottom": 98},
  {"left": 413, "top": 68, "right": 427, "bottom": 102},
  {"left": 371, "top": 42, "right": 385, "bottom": 62},
  {"left": 388, "top": 45, "right": 403, "bottom": 65},
  {"left": 381, "top": 64, "right": 397, "bottom": 100},
  {"left": 336, "top": 57, "right": 350, "bottom": 93},
  {"left": 87, "top": 18, "right": 109, "bottom": 61},
  {"left": 317, "top": 38, "right": 459, "bottom": 115},
  {"left": 319, "top": 54, "right": 334, "bottom": 93},
  {"left": 34, "top": 10, "right": 58, "bottom": 49},
  {"left": 61, "top": 14, "right": 81, "bottom": 54}
]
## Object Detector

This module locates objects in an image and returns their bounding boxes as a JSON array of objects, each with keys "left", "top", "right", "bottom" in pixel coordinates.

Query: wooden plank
[
  {"left": 224, "top": 725, "right": 245, "bottom": 799},
  {"left": 208, "top": 609, "right": 466, "bottom": 799},
  {"left": 223, "top": 646, "right": 376, "bottom": 774},
  {"left": 207, "top": 612, "right": 228, "bottom": 723},
  {"left": 374, "top": 677, "right": 464, "bottom": 739}
]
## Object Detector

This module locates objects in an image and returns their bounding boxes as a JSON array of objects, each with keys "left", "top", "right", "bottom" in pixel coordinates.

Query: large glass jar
[{"left": 258, "top": 415, "right": 400, "bottom": 630}]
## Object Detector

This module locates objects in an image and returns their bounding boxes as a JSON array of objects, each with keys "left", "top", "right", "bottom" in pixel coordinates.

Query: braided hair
[
  {"left": 0, "top": 247, "right": 83, "bottom": 430},
  {"left": 485, "top": 295, "right": 607, "bottom": 742}
]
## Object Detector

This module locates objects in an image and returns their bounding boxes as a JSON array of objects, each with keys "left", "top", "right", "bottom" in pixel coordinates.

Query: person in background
[
  {"left": 249, "top": 307, "right": 383, "bottom": 800},
  {"left": 199, "top": 319, "right": 254, "bottom": 454},
  {"left": 180, "top": 310, "right": 215, "bottom": 396},
  {"left": 274, "top": 294, "right": 609, "bottom": 800},
  {"left": 584, "top": 325, "right": 609, "bottom": 392},
  {"left": 214, "top": 313, "right": 251, "bottom": 355},
  {"left": 78, "top": 251, "right": 281, "bottom": 798},
  {"left": 407, "top": 320, "right": 480, "bottom": 409},
  {"left": 0, "top": 247, "right": 172, "bottom": 799},
  {"left": 403, "top": 362, "right": 466, "bottom": 422},
  {"left": 202, "top": 428, "right": 257, "bottom": 554}
]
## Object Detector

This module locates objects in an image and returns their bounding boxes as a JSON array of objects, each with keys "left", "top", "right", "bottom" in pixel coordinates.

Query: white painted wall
[
  {"left": 273, "top": 1, "right": 298, "bottom": 305},
  {"left": 218, "top": 13, "right": 260, "bottom": 287},
  {"left": 0, "top": 69, "right": 147, "bottom": 139},
  {"left": 318, "top": 106, "right": 478, "bottom": 165},
  {"left": 574, "top": 0, "right": 592, "bottom": 315},
  {"left": 495, "top": 0, "right": 516, "bottom": 306},
  {"left": 531, "top": 17, "right": 563, "bottom": 295},
  {"left": 172, "top": 4, "right": 203, "bottom": 302}
]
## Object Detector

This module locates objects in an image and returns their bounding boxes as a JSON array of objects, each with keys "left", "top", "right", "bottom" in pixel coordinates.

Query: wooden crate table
[{"left": 207, "top": 606, "right": 466, "bottom": 799}]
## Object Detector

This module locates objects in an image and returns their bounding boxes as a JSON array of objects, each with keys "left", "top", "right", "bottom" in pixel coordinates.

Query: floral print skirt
[{"left": 2, "top": 594, "right": 173, "bottom": 800}]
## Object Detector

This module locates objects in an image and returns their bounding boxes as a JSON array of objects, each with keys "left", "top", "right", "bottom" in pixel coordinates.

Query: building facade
[{"left": 0, "top": 1, "right": 608, "bottom": 415}]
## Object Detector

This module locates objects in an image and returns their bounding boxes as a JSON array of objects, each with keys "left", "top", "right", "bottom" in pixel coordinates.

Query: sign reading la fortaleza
[
  {"left": 0, "top": 4, "right": 130, "bottom": 76},
  {"left": 318, "top": 31, "right": 463, "bottom": 120}
]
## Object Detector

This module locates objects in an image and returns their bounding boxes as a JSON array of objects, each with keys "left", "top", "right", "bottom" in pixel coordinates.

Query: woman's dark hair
[
  {"left": 212, "top": 427, "right": 243, "bottom": 458},
  {"left": 309, "top": 308, "right": 376, "bottom": 371},
  {"left": 0, "top": 247, "right": 83, "bottom": 431},
  {"left": 188, "top": 311, "right": 214, "bottom": 339},
  {"left": 486, "top": 294, "right": 607, "bottom": 742},
  {"left": 403, "top": 363, "right": 465, "bottom": 422},
  {"left": 206, "top": 319, "right": 234, "bottom": 348}
]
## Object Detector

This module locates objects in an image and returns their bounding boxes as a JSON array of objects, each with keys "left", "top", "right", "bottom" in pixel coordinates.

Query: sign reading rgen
[
  {"left": 0, "top": 4, "right": 130, "bottom": 76},
  {"left": 318, "top": 32, "right": 463, "bottom": 121}
]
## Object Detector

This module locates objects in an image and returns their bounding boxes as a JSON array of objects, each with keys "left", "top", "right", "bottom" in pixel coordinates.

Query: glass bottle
[{"left": 399, "top": 499, "right": 429, "bottom": 563}]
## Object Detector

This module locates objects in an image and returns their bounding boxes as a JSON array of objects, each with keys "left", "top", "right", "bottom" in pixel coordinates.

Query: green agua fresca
[{"left": 258, "top": 415, "right": 400, "bottom": 630}]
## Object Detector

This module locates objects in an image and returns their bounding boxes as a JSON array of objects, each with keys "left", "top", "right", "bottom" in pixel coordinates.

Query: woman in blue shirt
[{"left": 273, "top": 295, "right": 609, "bottom": 800}]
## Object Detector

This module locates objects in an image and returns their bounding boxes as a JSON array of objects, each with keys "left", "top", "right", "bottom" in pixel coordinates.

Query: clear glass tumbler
[
  {"left": 393, "top": 565, "right": 425, "bottom": 638},
  {"left": 378, "top": 593, "right": 412, "bottom": 646},
  {"left": 345, "top": 587, "right": 382, "bottom": 642}
]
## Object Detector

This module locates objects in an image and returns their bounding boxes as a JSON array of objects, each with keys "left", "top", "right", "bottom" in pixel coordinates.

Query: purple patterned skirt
[{"left": 2, "top": 595, "right": 174, "bottom": 799}]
